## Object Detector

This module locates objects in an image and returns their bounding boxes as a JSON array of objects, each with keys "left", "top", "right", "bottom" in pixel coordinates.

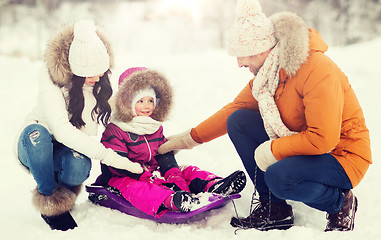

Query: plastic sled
[{"left": 85, "top": 182, "right": 240, "bottom": 223}]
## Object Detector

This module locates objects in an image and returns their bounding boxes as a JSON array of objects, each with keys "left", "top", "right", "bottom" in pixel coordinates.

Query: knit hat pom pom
[
  {"left": 74, "top": 20, "right": 97, "bottom": 41},
  {"left": 236, "top": 0, "right": 263, "bottom": 18}
]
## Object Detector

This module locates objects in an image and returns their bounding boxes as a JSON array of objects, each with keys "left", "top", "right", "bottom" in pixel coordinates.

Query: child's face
[{"left": 135, "top": 96, "right": 155, "bottom": 117}]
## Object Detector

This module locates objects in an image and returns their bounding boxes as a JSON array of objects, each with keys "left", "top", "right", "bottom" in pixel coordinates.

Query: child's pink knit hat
[
  {"left": 118, "top": 67, "right": 147, "bottom": 86},
  {"left": 228, "top": 0, "right": 276, "bottom": 57}
]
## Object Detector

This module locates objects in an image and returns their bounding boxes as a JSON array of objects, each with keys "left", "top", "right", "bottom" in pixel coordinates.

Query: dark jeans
[
  {"left": 18, "top": 124, "right": 91, "bottom": 195},
  {"left": 227, "top": 109, "right": 352, "bottom": 214}
]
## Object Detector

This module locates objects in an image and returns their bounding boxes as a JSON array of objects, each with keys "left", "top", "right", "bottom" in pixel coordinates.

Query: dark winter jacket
[{"left": 101, "top": 124, "right": 166, "bottom": 173}]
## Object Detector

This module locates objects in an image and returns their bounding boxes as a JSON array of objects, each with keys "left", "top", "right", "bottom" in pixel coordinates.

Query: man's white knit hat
[
  {"left": 69, "top": 20, "right": 110, "bottom": 77},
  {"left": 228, "top": 0, "right": 276, "bottom": 57}
]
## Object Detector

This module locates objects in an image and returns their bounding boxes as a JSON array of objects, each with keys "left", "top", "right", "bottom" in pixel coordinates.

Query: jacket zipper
[{"left": 143, "top": 136, "right": 152, "bottom": 161}]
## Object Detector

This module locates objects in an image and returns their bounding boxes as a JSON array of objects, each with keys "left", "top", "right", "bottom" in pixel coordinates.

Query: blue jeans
[
  {"left": 227, "top": 109, "right": 352, "bottom": 214},
  {"left": 18, "top": 124, "right": 91, "bottom": 196}
]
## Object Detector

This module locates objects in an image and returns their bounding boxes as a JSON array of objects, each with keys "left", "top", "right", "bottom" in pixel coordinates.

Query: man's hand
[
  {"left": 158, "top": 130, "right": 200, "bottom": 154},
  {"left": 254, "top": 140, "right": 277, "bottom": 172}
]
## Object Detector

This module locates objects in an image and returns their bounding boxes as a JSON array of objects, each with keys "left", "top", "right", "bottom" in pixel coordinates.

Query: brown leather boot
[{"left": 325, "top": 190, "right": 358, "bottom": 232}]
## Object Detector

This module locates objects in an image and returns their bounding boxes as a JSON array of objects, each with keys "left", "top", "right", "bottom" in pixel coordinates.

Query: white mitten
[
  {"left": 158, "top": 130, "right": 200, "bottom": 154},
  {"left": 101, "top": 148, "right": 143, "bottom": 174},
  {"left": 254, "top": 140, "right": 277, "bottom": 172}
]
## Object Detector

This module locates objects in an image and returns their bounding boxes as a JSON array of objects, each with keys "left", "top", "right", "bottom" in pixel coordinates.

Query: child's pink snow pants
[{"left": 108, "top": 165, "right": 220, "bottom": 218}]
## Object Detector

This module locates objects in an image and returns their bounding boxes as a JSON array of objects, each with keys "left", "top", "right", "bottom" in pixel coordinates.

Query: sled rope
[{"left": 232, "top": 165, "right": 272, "bottom": 234}]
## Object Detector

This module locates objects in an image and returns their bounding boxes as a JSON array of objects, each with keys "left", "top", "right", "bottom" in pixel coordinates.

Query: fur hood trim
[
  {"left": 269, "top": 12, "right": 309, "bottom": 76},
  {"left": 32, "top": 186, "right": 78, "bottom": 216},
  {"left": 114, "top": 70, "right": 173, "bottom": 122},
  {"left": 44, "top": 22, "right": 113, "bottom": 87}
]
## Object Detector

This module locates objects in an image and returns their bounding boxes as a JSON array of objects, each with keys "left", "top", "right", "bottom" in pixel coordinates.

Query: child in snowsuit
[{"left": 100, "top": 67, "right": 247, "bottom": 217}]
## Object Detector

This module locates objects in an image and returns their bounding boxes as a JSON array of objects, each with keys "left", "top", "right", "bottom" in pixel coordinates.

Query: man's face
[{"left": 237, "top": 54, "right": 268, "bottom": 76}]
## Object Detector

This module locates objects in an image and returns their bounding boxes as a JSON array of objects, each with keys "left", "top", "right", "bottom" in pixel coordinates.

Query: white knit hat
[
  {"left": 228, "top": 0, "right": 276, "bottom": 57},
  {"left": 69, "top": 20, "right": 110, "bottom": 77},
  {"left": 131, "top": 87, "right": 157, "bottom": 116}
]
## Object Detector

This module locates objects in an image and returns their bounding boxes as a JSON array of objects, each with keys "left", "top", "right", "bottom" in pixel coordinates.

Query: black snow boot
[
  {"left": 230, "top": 198, "right": 294, "bottom": 231},
  {"left": 41, "top": 211, "right": 77, "bottom": 231},
  {"left": 325, "top": 190, "right": 358, "bottom": 232},
  {"left": 207, "top": 170, "right": 246, "bottom": 195},
  {"left": 172, "top": 191, "right": 199, "bottom": 213},
  {"left": 32, "top": 186, "right": 79, "bottom": 231}
]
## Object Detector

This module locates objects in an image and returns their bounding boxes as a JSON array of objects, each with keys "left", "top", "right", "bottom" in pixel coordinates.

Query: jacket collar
[{"left": 269, "top": 12, "right": 327, "bottom": 77}]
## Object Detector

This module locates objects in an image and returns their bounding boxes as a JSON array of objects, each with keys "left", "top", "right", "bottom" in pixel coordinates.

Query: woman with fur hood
[
  {"left": 15, "top": 20, "right": 143, "bottom": 231},
  {"left": 158, "top": 0, "right": 371, "bottom": 232},
  {"left": 99, "top": 67, "right": 246, "bottom": 217}
]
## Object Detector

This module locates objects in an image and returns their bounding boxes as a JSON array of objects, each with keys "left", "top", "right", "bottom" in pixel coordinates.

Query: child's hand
[
  {"left": 138, "top": 171, "right": 153, "bottom": 182},
  {"left": 164, "top": 168, "right": 190, "bottom": 192},
  {"left": 158, "top": 130, "right": 200, "bottom": 154}
]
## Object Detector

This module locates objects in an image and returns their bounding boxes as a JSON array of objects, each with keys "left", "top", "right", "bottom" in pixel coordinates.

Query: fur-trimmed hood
[
  {"left": 114, "top": 70, "right": 173, "bottom": 123},
  {"left": 44, "top": 22, "right": 113, "bottom": 87},
  {"left": 269, "top": 12, "right": 320, "bottom": 77}
]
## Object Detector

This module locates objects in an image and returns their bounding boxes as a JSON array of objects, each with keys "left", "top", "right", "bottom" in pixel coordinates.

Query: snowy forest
[{"left": 1, "top": 0, "right": 381, "bottom": 60}]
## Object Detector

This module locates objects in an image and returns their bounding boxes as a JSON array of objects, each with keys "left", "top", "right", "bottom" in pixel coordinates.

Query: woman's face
[
  {"left": 134, "top": 96, "right": 155, "bottom": 117},
  {"left": 85, "top": 73, "right": 104, "bottom": 87}
]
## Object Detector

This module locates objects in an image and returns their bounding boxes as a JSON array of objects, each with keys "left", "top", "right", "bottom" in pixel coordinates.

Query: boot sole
[
  {"left": 173, "top": 191, "right": 194, "bottom": 213},
  {"left": 231, "top": 216, "right": 294, "bottom": 231},
  {"left": 209, "top": 171, "right": 246, "bottom": 195},
  {"left": 41, "top": 212, "right": 77, "bottom": 231}
]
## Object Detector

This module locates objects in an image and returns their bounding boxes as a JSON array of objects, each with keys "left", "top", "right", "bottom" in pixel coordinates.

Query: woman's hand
[
  {"left": 158, "top": 130, "right": 200, "bottom": 154},
  {"left": 101, "top": 149, "right": 144, "bottom": 174}
]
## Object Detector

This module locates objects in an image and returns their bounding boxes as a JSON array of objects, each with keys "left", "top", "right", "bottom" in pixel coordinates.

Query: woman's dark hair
[{"left": 68, "top": 70, "right": 113, "bottom": 129}]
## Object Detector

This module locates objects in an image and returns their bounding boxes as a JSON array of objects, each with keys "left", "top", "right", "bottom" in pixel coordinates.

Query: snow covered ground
[{"left": 1, "top": 17, "right": 380, "bottom": 240}]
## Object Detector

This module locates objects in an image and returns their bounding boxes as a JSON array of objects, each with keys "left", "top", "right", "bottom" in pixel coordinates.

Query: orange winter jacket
[{"left": 190, "top": 16, "right": 371, "bottom": 188}]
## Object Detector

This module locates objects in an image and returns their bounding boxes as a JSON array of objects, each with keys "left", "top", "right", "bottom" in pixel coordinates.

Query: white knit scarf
[
  {"left": 111, "top": 115, "right": 162, "bottom": 135},
  {"left": 251, "top": 43, "right": 297, "bottom": 140}
]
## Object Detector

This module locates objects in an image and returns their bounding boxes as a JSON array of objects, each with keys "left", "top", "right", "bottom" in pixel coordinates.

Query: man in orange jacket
[{"left": 158, "top": 0, "right": 371, "bottom": 231}]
